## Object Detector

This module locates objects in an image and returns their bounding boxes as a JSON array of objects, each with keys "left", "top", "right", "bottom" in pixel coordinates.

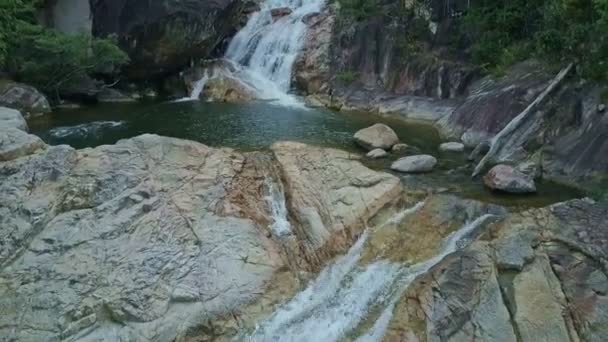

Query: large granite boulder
[
  {"left": 354, "top": 123, "right": 400, "bottom": 150},
  {"left": 483, "top": 164, "right": 537, "bottom": 193},
  {"left": 391, "top": 155, "right": 437, "bottom": 173},
  {"left": 0, "top": 135, "right": 401, "bottom": 340},
  {"left": 0, "top": 107, "right": 46, "bottom": 161},
  {"left": 0, "top": 82, "right": 51, "bottom": 117},
  {"left": 202, "top": 76, "right": 255, "bottom": 103},
  {"left": 91, "top": 0, "right": 249, "bottom": 79}
]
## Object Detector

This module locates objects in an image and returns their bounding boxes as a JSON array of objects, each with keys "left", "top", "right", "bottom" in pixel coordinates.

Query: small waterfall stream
[
  {"left": 245, "top": 202, "right": 495, "bottom": 342},
  {"left": 186, "top": 0, "right": 325, "bottom": 105}
]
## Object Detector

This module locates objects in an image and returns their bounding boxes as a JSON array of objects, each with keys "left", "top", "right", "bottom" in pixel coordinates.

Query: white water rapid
[
  {"left": 245, "top": 203, "right": 496, "bottom": 342},
  {"left": 264, "top": 177, "right": 292, "bottom": 238},
  {"left": 186, "top": 0, "right": 325, "bottom": 106}
]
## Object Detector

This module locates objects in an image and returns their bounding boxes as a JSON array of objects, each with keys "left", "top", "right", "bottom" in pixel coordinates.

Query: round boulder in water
[
  {"left": 366, "top": 148, "right": 388, "bottom": 159},
  {"left": 354, "top": 123, "right": 400, "bottom": 151},
  {"left": 391, "top": 155, "right": 437, "bottom": 173},
  {"left": 439, "top": 142, "right": 465, "bottom": 152},
  {"left": 483, "top": 165, "right": 536, "bottom": 193}
]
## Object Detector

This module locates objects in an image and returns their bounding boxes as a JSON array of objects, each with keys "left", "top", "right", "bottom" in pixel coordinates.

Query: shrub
[{"left": 0, "top": 0, "right": 128, "bottom": 94}]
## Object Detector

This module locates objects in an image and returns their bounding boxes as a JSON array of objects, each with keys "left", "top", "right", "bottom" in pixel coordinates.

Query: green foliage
[
  {"left": 338, "top": 0, "right": 382, "bottom": 21},
  {"left": 336, "top": 70, "right": 359, "bottom": 84},
  {"left": 464, "top": 0, "right": 608, "bottom": 79},
  {"left": 0, "top": 0, "right": 128, "bottom": 94}
]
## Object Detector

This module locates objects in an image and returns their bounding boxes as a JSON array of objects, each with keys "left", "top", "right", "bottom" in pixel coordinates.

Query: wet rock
[
  {"left": 270, "top": 7, "right": 292, "bottom": 20},
  {"left": 0, "top": 106, "right": 28, "bottom": 131},
  {"left": 354, "top": 123, "right": 400, "bottom": 151},
  {"left": 483, "top": 164, "right": 536, "bottom": 193},
  {"left": 439, "top": 141, "right": 464, "bottom": 152},
  {"left": 97, "top": 88, "right": 136, "bottom": 103},
  {"left": 202, "top": 76, "right": 255, "bottom": 102},
  {"left": 598, "top": 103, "right": 606, "bottom": 113},
  {"left": 366, "top": 148, "right": 388, "bottom": 159},
  {"left": 0, "top": 82, "right": 51, "bottom": 117},
  {"left": 468, "top": 140, "right": 491, "bottom": 161},
  {"left": 293, "top": 9, "right": 334, "bottom": 94},
  {"left": 391, "top": 155, "right": 437, "bottom": 173}
]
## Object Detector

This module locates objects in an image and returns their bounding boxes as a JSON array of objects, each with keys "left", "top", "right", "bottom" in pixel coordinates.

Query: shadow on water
[{"left": 27, "top": 100, "right": 582, "bottom": 207}]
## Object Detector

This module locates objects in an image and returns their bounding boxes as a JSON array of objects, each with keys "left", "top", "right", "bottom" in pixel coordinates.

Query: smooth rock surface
[
  {"left": 0, "top": 127, "right": 46, "bottom": 161},
  {"left": 439, "top": 141, "right": 465, "bottom": 152},
  {"left": 0, "top": 106, "right": 28, "bottom": 131},
  {"left": 484, "top": 164, "right": 536, "bottom": 193},
  {"left": 271, "top": 141, "right": 402, "bottom": 265},
  {"left": 354, "top": 123, "right": 400, "bottom": 151},
  {"left": 391, "top": 155, "right": 437, "bottom": 173},
  {"left": 366, "top": 148, "right": 388, "bottom": 159},
  {"left": 0, "top": 82, "right": 51, "bottom": 116}
]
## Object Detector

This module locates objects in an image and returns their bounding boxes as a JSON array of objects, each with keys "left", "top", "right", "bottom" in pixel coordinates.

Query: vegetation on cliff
[
  {"left": 0, "top": 0, "right": 128, "bottom": 94},
  {"left": 337, "top": 0, "right": 608, "bottom": 80}
]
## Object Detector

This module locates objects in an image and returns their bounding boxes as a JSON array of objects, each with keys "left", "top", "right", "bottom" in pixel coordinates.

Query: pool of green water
[{"left": 27, "top": 100, "right": 582, "bottom": 207}]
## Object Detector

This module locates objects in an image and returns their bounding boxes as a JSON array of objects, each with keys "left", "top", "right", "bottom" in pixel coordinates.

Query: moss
[{"left": 336, "top": 70, "right": 359, "bottom": 84}]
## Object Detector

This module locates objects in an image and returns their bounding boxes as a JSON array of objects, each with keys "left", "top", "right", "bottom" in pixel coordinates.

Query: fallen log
[{"left": 472, "top": 63, "right": 574, "bottom": 177}]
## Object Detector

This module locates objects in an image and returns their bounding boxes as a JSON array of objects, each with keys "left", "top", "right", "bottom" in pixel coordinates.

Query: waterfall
[
  {"left": 264, "top": 177, "right": 292, "bottom": 238},
  {"left": 245, "top": 206, "right": 496, "bottom": 342},
  {"left": 184, "top": 0, "right": 325, "bottom": 106}
]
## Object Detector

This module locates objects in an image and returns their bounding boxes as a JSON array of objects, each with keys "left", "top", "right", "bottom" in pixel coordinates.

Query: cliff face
[
  {"left": 294, "top": 0, "right": 478, "bottom": 100},
  {"left": 295, "top": 1, "right": 607, "bottom": 191},
  {"left": 90, "top": 0, "right": 253, "bottom": 79}
]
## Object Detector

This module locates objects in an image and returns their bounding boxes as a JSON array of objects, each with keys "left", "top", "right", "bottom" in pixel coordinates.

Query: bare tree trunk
[{"left": 472, "top": 63, "right": 574, "bottom": 177}]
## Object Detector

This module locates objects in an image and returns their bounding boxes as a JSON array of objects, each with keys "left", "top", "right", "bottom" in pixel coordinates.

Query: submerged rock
[
  {"left": 483, "top": 164, "right": 536, "bottom": 193},
  {"left": 366, "top": 148, "right": 388, "bottom": 159},
  {"left": 97, "top": 88, "right": 137, "bottom": 103},
  {"left": 48, "top": 121, "right": 127, "bottom": 139},
  {"left": 354, "top": 123, "right": 400, "bottom": 151},
  {"left": 391, "top": 155, "right": 437, "bottom": 173}
]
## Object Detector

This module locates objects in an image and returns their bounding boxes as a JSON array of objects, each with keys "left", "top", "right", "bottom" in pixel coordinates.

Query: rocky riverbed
[{"left": 1, "top": 107, "right": 607, "bottom": 341}]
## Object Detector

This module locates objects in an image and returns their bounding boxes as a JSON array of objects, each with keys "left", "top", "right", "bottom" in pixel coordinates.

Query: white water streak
[
  {"left": 246, "top": 207, "right": 495, "bottom": 342},
  {"left": 265, "top": 177, "right": 292, "bottom": 238},
  {"left": 187, "top": 0, "right": 325, "bottom": 107}
]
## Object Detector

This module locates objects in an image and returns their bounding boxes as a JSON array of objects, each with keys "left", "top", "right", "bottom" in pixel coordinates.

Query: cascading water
[
  {"left": 185, "top": 0, "right": 325, "bottom": 106},
  {"left": 264, "top": 177, "right": 292, "bottom": 238},
  {"left": 244, "top": 203, "right": 496, "bottom": 342}
]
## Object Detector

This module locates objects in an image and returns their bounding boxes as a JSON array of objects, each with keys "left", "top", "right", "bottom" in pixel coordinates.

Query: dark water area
[{"left": 27, "top": 100, "right": 582, "bottom": 208}]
